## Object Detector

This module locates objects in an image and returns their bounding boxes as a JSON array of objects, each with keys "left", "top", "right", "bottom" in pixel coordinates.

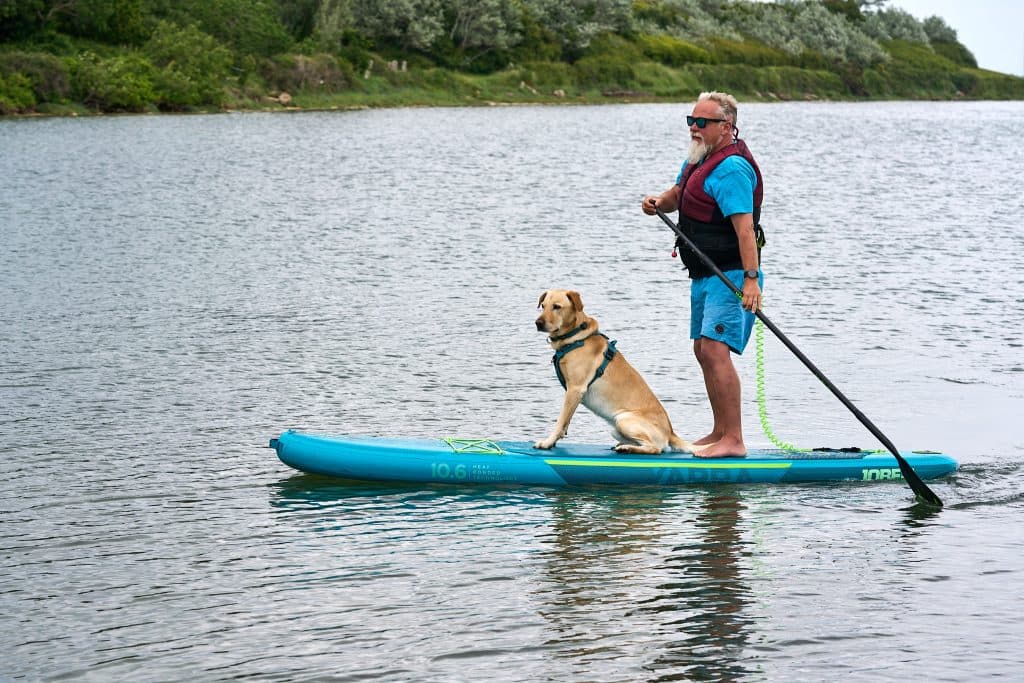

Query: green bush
[
  {"left": 1, "top": 0, "right": 1017, "bottom": 115},
  {"left": 71, "top": 52, "right": 157, "bottom": 111},
  {"left": 147, "top": 0, "right": 293, "bottom": 57},
  {"left": 516, "top": 60, "right": 574, "bottom": 88},
  {"left": 0, "top": 51, "right": 71, "bottom": 102},
  {"left": 863, "top": 63, "right": 955, "bottom": 98},
  {"left": 54, "top": 0, "right": 147, "bottom": 45},
  {"left": 144, "top": 21, "right": 232, "bottom": 108},
  {"left": 573, "top": 55, "right": 636, "bottom": 89},
  {"left": 512, "top": 8, "right": 562, "bottom": 64},
  {"left": 860, "top": 39, "right": 967, "bottom": 98},
  {"left": 11, "top": 30, "right": 79, "bottom": 57},
  {"left": 632, "top": 0, "right": 688, "bottom": 28},
  {"left": 362, "top": 64, "right": 475, "bottom": 100},
  {"left": 832, "top": 61, "right": 867, "bottom": 96},
  {"left": 318, "top": 29, "right": 374, "bottom": 72},
  {"left": 0, "top": 71, "right": 36, "bottom": 113},
  {"left": 260, "top": 53, "right": 354, "bottom": 93},
  {"left": 794, "top": 49, "right": 830, "bottom": 71},
  {"left": 861, "top": 67, "right": 892, "bottom": 98},
  {"left": 0, "top": 0, "right": 47, "bottom": 41},
  {"left": 581, "top": 33, "right": 643, "bottom": 62},
  {"left": 768, "top": 66, "right": 846, "bottom": 97},
  {"left": 964, "top": 70, "right": 1024, "bottom": 99},
  {"left": 636, "top": 34, "right": 711, "bottom": 67},
  {"left": 706, "top": 37, "right": 794, "bottom": 67},
  {"left": 686, "top": 63, "right": 845, "bottom": 99},
  {"left": 950, "top": 70, "right": 979, "bottom": 95},
  {"left": 428, "top": 38, "right": 513, "bottom": 75},
  {"left": 406, "top": 67, "right": 473, "bottom": 94},
  {"left": 820, "top": 0, "right": 864, "bottom": 24},
  {"left": 932, "top": 41, "right": 977, "bottom": 69},
  {"left": 883, "top": 39, "right": 957, "bottom": 72},
  {"left": 632, "top": 60, "right": 701, "bottom": 97}
]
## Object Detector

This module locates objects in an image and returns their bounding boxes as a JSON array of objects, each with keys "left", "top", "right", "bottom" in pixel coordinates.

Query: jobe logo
[{"left": 862, "top": 468, "right": 902, "bottom": 481}]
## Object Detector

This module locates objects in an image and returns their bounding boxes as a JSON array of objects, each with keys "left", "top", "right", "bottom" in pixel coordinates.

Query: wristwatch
[{"left": 743, "top": 269, "right": 759, "bottom": 279}]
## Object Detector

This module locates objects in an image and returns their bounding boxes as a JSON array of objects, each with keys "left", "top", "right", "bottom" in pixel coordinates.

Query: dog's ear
[
  {"left": 537, "top": 291, "right": 547, "bottom": 308},
  {"left": 567, "top": 290, "right": 583, "bottom": 312}
]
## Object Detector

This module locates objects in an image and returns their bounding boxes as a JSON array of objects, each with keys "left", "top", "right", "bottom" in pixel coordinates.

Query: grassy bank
[
  {"left": 254, "top": 55, "right": 1024, "bottom": 114},
  {"left": 4, "top": 46, "right": 1023, "bottom": 119},
  {"left": 4, "top": 7, "right": 1024, "bottom": 119}
]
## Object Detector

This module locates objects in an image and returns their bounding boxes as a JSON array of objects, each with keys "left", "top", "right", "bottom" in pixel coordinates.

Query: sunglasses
[{"left": 687, "top": 116, "right": 727, "bottom": 128}]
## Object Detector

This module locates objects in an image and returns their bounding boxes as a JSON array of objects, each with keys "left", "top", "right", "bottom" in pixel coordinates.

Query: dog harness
[{"left": 551, "top": 324, "right": 618, "bottom": 391}]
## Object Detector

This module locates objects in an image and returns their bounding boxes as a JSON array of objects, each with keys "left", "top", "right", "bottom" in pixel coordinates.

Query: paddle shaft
[{"left": 654, "top": 207, "right": 942, "bottom": 507}]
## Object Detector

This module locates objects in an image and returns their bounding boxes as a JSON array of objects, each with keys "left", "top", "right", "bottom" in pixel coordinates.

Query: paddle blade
[{"left": 896, "top": 455, "right": 944, "bottom": 507}]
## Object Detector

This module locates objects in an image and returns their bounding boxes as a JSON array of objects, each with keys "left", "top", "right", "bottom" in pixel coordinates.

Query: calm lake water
[{"left": 2, "top": 100, "right": 1023, "bottom": 681}]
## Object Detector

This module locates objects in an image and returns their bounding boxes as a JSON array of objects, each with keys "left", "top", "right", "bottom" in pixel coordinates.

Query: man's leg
[
  {"left": 694, "top": 337, "right": 746, "bottom": 457},
  {"left": 692, "top": 338, "right": 722, "bottom": 446}
]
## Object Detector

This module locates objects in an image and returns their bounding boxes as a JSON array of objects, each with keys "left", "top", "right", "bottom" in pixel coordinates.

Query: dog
[{"left": 533, "top": 289, "right": 693, "bottom": 454}]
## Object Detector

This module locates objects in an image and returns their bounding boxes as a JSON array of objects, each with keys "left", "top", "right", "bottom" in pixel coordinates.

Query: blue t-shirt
[{"left": 676, "top": 153, "right": 757, "bottom": 217}]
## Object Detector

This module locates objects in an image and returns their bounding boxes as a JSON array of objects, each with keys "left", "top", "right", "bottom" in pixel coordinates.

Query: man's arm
[
  {"left": 730, "top": 212, "right": 762, "bottom": 312},
  {"left": 642, "top": 185, "right": 679, "bottom": 214}
]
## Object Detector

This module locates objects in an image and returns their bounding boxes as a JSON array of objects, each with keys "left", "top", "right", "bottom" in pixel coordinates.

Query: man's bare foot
[
  {"left": 691, "top": 432, "right": 722, "bottom": 447},
  {"left": 693, "top": 438, "right": 747, "bottom": 458}
]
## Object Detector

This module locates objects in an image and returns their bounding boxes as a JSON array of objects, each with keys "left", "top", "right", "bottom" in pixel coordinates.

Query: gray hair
[{"left": 698, "top": 91, "right": 738, "bottom": 124}]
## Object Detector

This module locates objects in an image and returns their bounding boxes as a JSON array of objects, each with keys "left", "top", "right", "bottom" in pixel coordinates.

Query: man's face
[{"left": 689, "top": 100, "right": 731, "bottom": 152}]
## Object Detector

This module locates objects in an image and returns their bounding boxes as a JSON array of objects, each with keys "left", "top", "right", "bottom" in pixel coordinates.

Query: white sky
[{"left": 887, "top": 0, "right": 1024, "bottom": 76}]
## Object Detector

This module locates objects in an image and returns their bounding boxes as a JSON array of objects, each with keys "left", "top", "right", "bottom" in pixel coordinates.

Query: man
[{"left": 641, "top": 91, "right": 764, "bottom": 457}]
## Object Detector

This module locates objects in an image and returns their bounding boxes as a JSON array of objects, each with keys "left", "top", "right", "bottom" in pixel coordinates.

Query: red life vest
[
  {"left": 674, "top": 139, "right": 764, "bottom": 278},
  {"left": 677, "top": 139, "right": 763, "bottom": 222}
]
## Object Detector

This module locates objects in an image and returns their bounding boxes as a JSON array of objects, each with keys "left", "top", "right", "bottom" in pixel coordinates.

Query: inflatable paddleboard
[{"left": 269, "top": 430, "right": 957, "bottom": 487}]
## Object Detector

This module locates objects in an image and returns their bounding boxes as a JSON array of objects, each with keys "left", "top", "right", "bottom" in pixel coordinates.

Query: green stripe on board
[{"left": 543, "top": 459, "right": 791, "bottom": 470}]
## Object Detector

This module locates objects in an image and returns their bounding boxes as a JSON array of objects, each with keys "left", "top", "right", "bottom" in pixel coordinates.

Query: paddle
[{"left": 654, "top": 207, "right": 943, "bottom": 508}]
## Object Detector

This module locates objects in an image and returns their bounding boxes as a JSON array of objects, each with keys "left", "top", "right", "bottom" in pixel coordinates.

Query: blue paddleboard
[{"left": 269, "top": 430, "right": 957, "bottom": 487}]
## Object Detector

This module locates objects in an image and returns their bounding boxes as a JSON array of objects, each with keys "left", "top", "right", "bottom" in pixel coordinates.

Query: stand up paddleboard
[{"left": 269, "top": 430, "right": 957, "bottom": 487}]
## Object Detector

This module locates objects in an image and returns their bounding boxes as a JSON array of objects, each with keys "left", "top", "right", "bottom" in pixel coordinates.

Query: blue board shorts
[{"left": 690, "top": 269, "right": 763, "bottom": 354}]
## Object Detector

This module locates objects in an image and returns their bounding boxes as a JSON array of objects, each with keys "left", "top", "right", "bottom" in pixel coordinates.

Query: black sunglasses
[{"left": 687, "top": 116, "right": 727, "bottom": 128}]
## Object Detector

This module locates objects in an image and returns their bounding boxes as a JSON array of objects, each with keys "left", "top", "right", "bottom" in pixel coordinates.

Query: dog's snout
[{"left": 535, "top": 317, "right": 545, "bottom": 331}]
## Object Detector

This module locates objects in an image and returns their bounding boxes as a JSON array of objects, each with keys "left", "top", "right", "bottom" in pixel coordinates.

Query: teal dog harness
[{"left": 550, "top": 323, "right": 618, "bottom": 390}]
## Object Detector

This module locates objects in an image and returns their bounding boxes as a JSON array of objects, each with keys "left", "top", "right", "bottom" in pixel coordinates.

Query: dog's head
[{"left": 535, "top": 289, "right": 584, "bottom": 335}]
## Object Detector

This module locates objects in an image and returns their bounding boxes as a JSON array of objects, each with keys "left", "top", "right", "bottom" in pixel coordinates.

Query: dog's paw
[
  {"left": 533, "top": 439, "right": 556, "bottom": 450},
  {"left": 614, "top": 443, "right": 661, "bottom": 455}
]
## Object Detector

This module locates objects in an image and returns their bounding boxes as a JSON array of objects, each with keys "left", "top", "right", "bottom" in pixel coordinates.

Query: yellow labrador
[{"left": 534, "top": 289, "right": 693, "bottom": 454}]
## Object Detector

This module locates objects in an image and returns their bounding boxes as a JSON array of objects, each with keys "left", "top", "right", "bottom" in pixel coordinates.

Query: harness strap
[
  {"left": 549, "top": 321, "right": 588, "bottom": 343},
  {"left": 552, "top": 333, "right": 618, "bottom": 390},
  {"left": 592, "top": 338, "right": 617, "bottom": 384}
]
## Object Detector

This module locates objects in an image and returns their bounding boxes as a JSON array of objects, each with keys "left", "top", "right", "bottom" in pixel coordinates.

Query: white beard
[{"left": 687, "top": 138, "right": 710, "bottom": 166}]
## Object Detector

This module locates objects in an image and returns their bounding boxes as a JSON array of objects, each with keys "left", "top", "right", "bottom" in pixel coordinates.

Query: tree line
[{"left": 1, "top": 0, "right": 1020, "bottom": 115}]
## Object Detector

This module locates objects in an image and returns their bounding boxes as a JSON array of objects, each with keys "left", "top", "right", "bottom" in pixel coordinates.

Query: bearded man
[{"left": 641, "top": 91, "right": 764, "bottom": 458}]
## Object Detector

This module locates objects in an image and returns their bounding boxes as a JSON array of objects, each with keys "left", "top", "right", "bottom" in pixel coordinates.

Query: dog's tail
[{"left": 667, "top": 433, "right": 695, "bottom": 454}]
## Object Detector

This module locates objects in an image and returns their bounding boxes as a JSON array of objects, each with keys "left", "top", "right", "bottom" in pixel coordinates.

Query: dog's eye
[{"left": 552, "top": 304, "right": 561, "bottom": 310}]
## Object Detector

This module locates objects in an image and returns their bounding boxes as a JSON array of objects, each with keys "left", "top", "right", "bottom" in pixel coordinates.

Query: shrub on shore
[{"left": 2, "top": 0, "right": 1023, "bottom": 115}]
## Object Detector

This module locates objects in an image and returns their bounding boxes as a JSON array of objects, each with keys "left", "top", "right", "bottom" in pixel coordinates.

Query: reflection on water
[
  {"left": 261, "top": 473, "right": 1006, "bottom": 681},
  {"left": 539, "top": 488, "right": 755, "bottom": 681},
  {"left": 644, "top": 494, "right": 750, "bottom": 682},
  {"left": 269, "top": 473, "right": 457, "bottom": 507}
]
